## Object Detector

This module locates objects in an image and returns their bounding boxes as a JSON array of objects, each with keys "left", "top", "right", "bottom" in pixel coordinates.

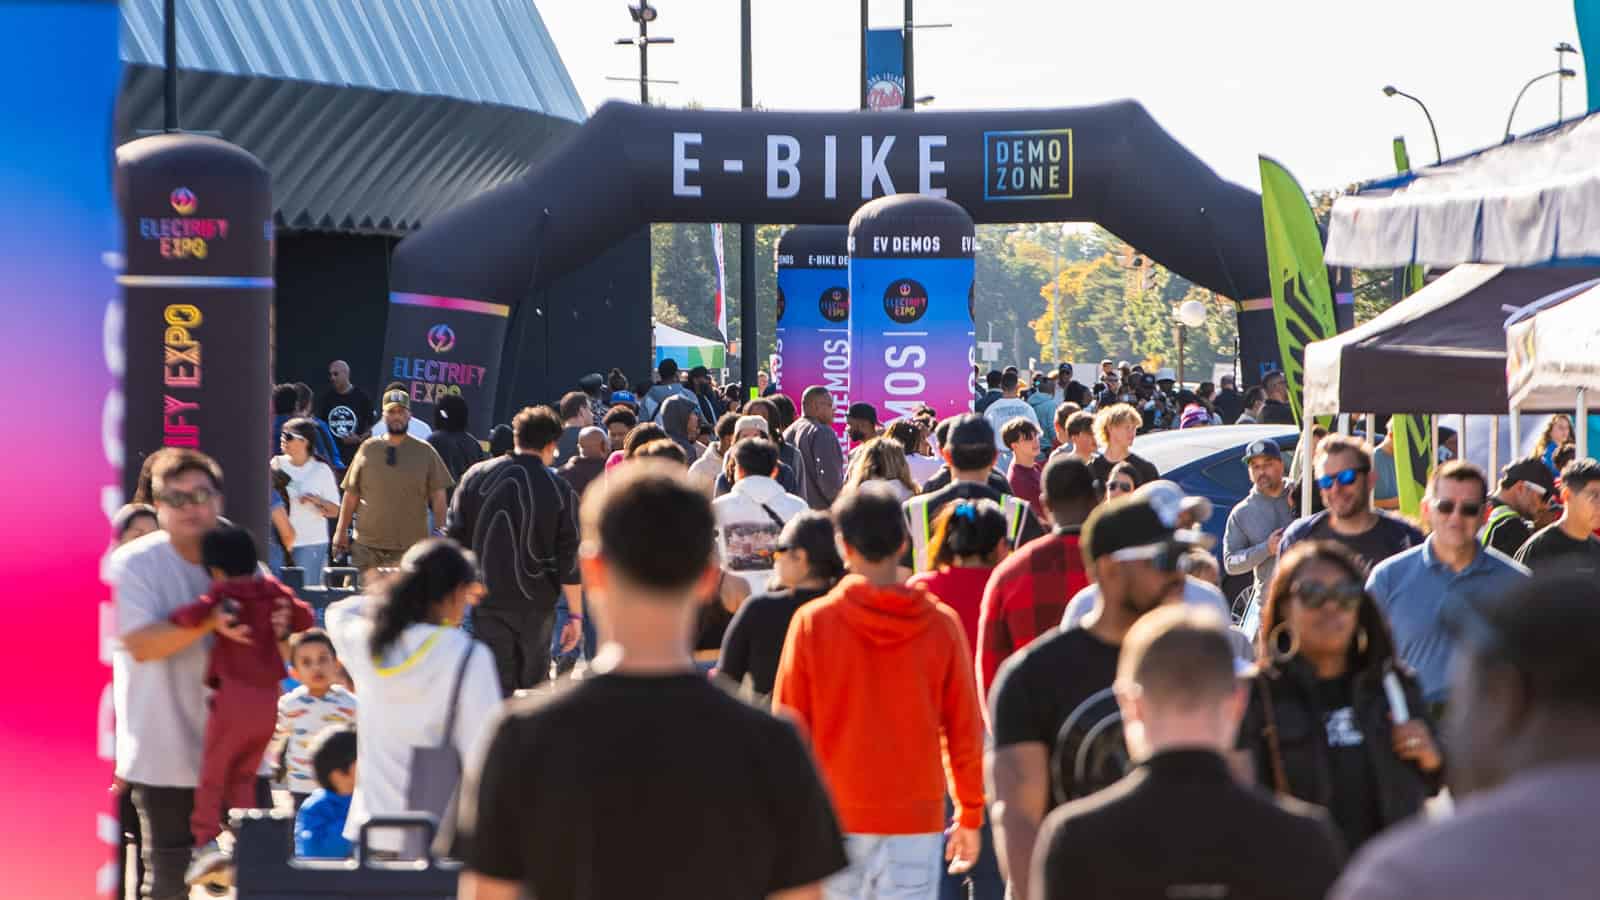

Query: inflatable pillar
[
  {"left": 116, "top": 134, "right": 274, "bottom": 546},
  {"left": 848, "top": 195, "right": 976, "bottom": 424},
  {"left": 774, "top": 226, "right": 850, "bottom": 441}
]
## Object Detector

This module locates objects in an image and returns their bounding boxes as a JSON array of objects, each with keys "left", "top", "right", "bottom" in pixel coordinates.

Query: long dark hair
[
  {"left": 780, "top": 511, "right": 846, "bottom": 585},
  {"left": 368, "top": 539, "right": 479, "bottom": 659},
  {"left": 1256, "top": 541, "right": 1398, "bottom": 680},
  {"left": 280, "top": 417, "right": 331, "bottom": 467},
  {"left": 927, "top": 499, "right": 1008, "bottom": 570}
]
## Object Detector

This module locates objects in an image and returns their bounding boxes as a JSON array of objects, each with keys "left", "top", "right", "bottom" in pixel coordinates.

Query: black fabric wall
[
  {"left": 272, "top": 229, "right": 650, "bottom": 429},
  {"left": 496, "top": 226, "right": 652, "bottom": 424},
  {"left": 273, "top": 233, "right": 395, "bottom": 400}
]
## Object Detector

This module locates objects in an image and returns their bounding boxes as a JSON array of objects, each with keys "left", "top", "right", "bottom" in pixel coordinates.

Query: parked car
[{"left": 1130, "top": 424, "right": 1299, "bottom": 624}]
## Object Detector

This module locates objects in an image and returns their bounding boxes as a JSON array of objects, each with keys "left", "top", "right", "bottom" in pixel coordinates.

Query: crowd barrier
[{"left": 233, "top": 811, "right": 459, "bottom": 899}]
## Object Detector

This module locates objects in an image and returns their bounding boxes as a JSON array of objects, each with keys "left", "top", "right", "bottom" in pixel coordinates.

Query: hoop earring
[
  {"left": 1269, "top": 621, "right": 1300, "bottom": 665},
  {"left": 1356, "top": 628, "right": 1369, "bottom": 655}
]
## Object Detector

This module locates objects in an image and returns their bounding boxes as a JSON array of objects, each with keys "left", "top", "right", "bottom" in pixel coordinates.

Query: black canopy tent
[{"left": 1302, "top": 265, "right": 1600, "bottom": 416}]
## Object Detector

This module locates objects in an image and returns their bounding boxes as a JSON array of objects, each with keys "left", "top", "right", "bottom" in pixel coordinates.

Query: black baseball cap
[
  {"left": 1242, "top": 438, "right": 1284, "bottom": 464},
  {"left": 1502, "top": 457, "right": 1556, "bottom": 495},
  {"left": 847, "top": 402, "right": 878, "bottom": 425},
  {"left": 1081, "top": 494, "right": 1207, "bottom": 562},
  {"left": 946, "top": 413, "right": 996, "bottom": 448},
  {"left": 1058, "top": 363, "right": 1073, "bottom": 377},
  {"left": 1139, "top": 373, "right": 1157, "bottom": 389}
]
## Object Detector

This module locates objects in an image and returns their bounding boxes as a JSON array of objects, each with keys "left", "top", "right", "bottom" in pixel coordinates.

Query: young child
[
  {"left": 171, "top": 524, "right": 315, "bottom": 885},
  {"left": 294, "top": 726, "right": 358, "bottom": 859},
  {"left": 274, "top": 630, "right": 357, "bottom": 809},
  {"left": 1002, "top": 417, "right": 1045, "bottom": 518}
]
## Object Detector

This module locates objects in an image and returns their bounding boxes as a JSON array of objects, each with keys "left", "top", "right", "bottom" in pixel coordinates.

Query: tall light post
[
  {"left": 739, "top": 0, "right": 757, "bottom": 392},
  {"left": 614, "top": 3, "right": 674, "bottom": 105},
  {"left": 1174, "top": 300, "right": 1207, "bottom": 386},
  {"left": 1382, "top": 85, "right": 1441, "bottom": 164},
  {"left": 1505, "top": 68, "right": 1578, "bottom": 141},
  {"left": 1556, "top": 42, "right": 1579, "bottom": 120}
]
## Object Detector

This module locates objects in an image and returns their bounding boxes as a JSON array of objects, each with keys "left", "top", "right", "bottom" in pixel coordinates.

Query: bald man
[{"left": 316, "top": 359, "right": 375, "bottom": 459}]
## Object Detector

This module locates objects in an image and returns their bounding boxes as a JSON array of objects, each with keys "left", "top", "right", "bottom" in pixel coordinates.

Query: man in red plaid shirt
[{"left": 976, "top": 455, "right": 1100, "bottom": 711}]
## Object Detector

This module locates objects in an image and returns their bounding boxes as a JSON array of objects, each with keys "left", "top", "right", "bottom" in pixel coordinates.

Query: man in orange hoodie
[{"left": 774, "top": 483, "right": 986, "bottom": 900}]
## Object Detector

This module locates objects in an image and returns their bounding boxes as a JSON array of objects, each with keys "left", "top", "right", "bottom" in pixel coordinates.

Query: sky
[{"left": 541, "top": 0, "right": 1585, "bottom": 193}]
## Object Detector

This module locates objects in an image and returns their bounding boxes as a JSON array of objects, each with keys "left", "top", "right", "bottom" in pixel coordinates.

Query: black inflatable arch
[{"left": 392, "top": 100, "right": 1277, "bottom": 375}]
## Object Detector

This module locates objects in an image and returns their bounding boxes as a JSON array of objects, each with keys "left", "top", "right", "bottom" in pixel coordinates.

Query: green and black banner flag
[
  {"left": 1388, "top": 136, "right": 1431, "bottom": 517},
  {"left": 1259, "top": 156, "right": 1339, "bottom": 425}
]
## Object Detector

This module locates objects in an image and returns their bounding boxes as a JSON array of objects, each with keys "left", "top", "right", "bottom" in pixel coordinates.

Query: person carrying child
[
  {"left": 294, "top": 726, "right": 358, "bottom": 859},
  {"left": 171, "top": 524, "right": 315, "bottom": 886},
  {"left": 273, "top": 630, "right": 357, "bottom": 810}
]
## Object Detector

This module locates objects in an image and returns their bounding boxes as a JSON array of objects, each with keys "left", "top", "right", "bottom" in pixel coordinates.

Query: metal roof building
[{"left": 116, "top": 0, "right": 586, "bottom": 235}]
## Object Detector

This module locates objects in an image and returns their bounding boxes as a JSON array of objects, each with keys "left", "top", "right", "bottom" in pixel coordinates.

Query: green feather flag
[
  {"left": 1259, "top": 157, "right": 1339, "bottom": 425},
  {"left": 1387, "top": 136, "right": 1432, "bottom": 517}
]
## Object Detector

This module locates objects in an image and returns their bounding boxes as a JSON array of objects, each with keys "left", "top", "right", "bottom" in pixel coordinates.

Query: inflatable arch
[{"left": 392, "top": 100, "right": 1280, "bottom": 389}]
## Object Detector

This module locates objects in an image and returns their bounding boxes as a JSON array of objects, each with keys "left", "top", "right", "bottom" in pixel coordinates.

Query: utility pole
[
  {"left": 901, "top": 0, "right": 915, "bottom": 109},
  {"left": 1050, "top": 227, "right": 1060, "bottom": 363},
  {"left": 859, "top": 0, "right": 868, "bottom": 109},
  {"left": 739, "top": 0, "right": 758, "bottom": 392}
]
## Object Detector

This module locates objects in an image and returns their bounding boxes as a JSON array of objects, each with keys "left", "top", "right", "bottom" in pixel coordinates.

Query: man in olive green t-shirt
[{"left": 334, "top": 389, "right": 453, "bottom": 571}]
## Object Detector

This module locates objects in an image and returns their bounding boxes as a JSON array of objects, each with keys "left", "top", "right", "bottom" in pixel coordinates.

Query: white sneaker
[{"left": 184, "top": 839, "right": 233, "bottom": 889}]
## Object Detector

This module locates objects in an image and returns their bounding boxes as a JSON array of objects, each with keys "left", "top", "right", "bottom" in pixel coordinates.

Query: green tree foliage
[{"left": 650, "top": 222, "right": 783, "bottom": 376}]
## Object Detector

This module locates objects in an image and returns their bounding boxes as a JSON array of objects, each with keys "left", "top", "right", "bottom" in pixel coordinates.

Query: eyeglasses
[
  {"left": 385, "top": 445, "right": 397, "bottom": 466},
  {"left": 280, "top": 432, "right": 307, "bottom": 443},
  {"left": 156, "top": 486, "right": 217, "bottom": 509},
  {"left": 1291, "top": 579, "right": 1364, "bottom": 612},
  {"left": 1431, "top": 498, "right": 1484, "bottom": 518},
  {"left": 1315, "top": 466, "right": 1371, "bottom": 491},
  {"left": 1107, "top": 481, "right": 1135, "bottom": 495}
]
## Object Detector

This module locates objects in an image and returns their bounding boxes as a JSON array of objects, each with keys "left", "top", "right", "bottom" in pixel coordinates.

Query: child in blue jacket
[{"left": 294, "top": 726, "right": 357, "bottom": 858}]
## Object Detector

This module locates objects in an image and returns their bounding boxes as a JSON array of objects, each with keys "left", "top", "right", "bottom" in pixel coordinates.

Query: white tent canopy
[
  {"left": 1507, "top": 283, "right": 1600, "bottom": 417},
  {"left": 653, "top": 321, "right": 723, "bottom": 349},
  {"left": 1325, "top": 113, "right": 1600, "bottom": 268}
]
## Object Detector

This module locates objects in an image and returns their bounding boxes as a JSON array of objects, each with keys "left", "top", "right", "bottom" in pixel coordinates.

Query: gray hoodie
[
  {"left": 1223, "top": 486, "right": 1296, "bottom": 597},
  {"left": 658, "top": 394, "right": 703, "bottom": 463}
]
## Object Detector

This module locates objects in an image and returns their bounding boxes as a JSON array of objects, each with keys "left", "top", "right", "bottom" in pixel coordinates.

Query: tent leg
[
  {"left": 1431, "top": 416, "right": 1441, "bottom": 481},
  {"left": 1302, "top": 417, "right": 1315, "bottom": 515},
  {"left": 1366, "top": 413, "right": 1376, "bottom": 441},
  {"left": 1511, "top": 408, "right": 1522, "bottom": 458},
  {"left": 1339, "top": 414, "right": 1351, "bottom": 436},
  {"left": 1580, "top": 389, "right": 1590, "bottom": 461},
  {"left": 1459, "top": 415, "right": 1468, "bottom": 463},
  {"left": 1489, "top": 415, "right": 1499, "bottom": 481}
]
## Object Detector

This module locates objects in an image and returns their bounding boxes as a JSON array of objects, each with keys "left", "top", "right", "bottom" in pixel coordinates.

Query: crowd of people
[{"left": 104, "top": 353, "right": 1600, "bottom": 900}]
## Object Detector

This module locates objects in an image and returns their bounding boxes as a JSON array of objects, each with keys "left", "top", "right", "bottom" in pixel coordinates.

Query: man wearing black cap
[
  {"left": 1480, "top": 457, "right": 1555, "bottom": 559},
  {"left": 987, "top": 493, "right": 1196, "bottom": 900},
  {"left": 687, "top": 365, "right": 724, "bottom": 428},
  {"left": 845, "top": 402, "right": 879, "bottom": 447},
  {"left": 1223, "top": 438, "right": 1295, "bottom": 601},
  {"left": 904, "top": 414, "right": 1042, "bottom": 572}
]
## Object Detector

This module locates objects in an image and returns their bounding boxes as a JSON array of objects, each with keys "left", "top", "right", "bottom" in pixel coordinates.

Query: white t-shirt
[
  {"left": 906, "top": 452, "right": 943, "bottom": 486},
  {"left": 325, "top": 596, "right": 501, "bottom": 852},
  {"left": 274, "top": 684, "right": 358, "bottom": 795},
  {"left": 110, "top": 531, "right": 214, "bottom": 787},
  {"left": 1060, "top": 576, "right": 1253, "bottom": 658},
  {"left": 983, "top": 397, "right": 1040, "bottom": 448},
  {"left": 273, "top": 455, "right": 341, "bottom": 548},
  {"left": 713, "top": 475, "right": 809, "bottom": 596}
]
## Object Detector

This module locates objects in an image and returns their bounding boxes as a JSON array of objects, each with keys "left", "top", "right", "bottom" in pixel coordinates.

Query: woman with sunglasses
[
  {"left": 1237, "top": 541, "right": 1443, "bottom": 854},
  {"left": 272, "top": 417, "right": 342, "bottom": 585},
  {"left": 1106, "top": 461, "right": 1142, "bottom": 499},
  {"left": 717, "top": 512, "right": 845, "bottom": 704}
]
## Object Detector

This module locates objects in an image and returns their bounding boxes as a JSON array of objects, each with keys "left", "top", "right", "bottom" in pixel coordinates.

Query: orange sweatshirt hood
[{"left": 834, "top": 576, "right": 941, "bottom": 646}]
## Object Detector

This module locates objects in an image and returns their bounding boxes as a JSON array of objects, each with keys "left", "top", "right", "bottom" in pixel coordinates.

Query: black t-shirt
[
  {"left": 448, "top": 673, "right": 848, "bottom": 898},
  {"left": 1314, "top": 678, "right": 1382, "bottom": 852},
  {"left": 718, "top": 586, "right": 829, "bottom": 698},
  {"left": 1480, "top": 498, "right": 1534, "bottom": 560},
  {"left": 428, "top": 430, "right": 487, "bottom": 488},
  {"left": 991, "top": 627, "right": 1121, "bottom": 799},
  {"left": 1283, "top": 511, "right": 1422, "bottom": 574},
  {"left": 1514, "top": 522, "right": 1600, "bottom": 577},
  {"left": 316, "top": 386, "right": 375, "bottom": 446},
  {"left": 445, "top": 455, "right": 581, "bottom": 612},
  {"left": 1262, "top": 399, "right": 1296, "bottom": 425},
  {"left": 1087, "top": 451, "right": 1161, "bottom": 488}
]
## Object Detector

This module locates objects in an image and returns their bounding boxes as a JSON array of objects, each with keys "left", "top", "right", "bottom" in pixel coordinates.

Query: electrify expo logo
[
  {"left": 169, "top": 186, "right": 197, "bottom": 215},
  {"left": 820, "top": 286, "right": 850, "bottom": 323},
  {"left": 427, "top": 324, "right": 456, "bottom": 353},
  {"left": 883, "top": 279, "right": 928, "bottom": 325}
]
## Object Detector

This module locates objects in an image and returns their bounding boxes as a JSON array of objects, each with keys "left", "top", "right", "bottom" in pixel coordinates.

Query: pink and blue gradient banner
[
  {"left": 381, "top": 291, "right": 512, "bottom": 432},
  {"left": 0, "top": 2, "right": 123, "bottom": 896},
  {"left": 774, "top": 226, "right": 850, "bottom": 442}
]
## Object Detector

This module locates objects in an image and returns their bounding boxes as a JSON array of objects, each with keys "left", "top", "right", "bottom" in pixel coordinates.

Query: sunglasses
[
  {"left": 1431, "top": 498, "right": 1484, "bottom": 518},
  {"left": 1292, "top": 579, "right": 1364, "bottom": 612},
  {"left": 1107, "top": 481, "right": 1135, "bottom": 495},
  {"left": 773, "top": 543, "right": 793, "bottom": 554},
  {"left": 385, "top": 445, "right": 398, "bottom": 466},
  {"left": 280, "top": 432, "right": 307, "bottom": 443},
  {"left": 156, "top": 486, "right": 217, "bottom": 509},
  {"left": 1315, "top": 465, "right": 1371, "bottom": 491},
  {"left": 1110, "top": 540, "right": 1185, "bottom": 573}
]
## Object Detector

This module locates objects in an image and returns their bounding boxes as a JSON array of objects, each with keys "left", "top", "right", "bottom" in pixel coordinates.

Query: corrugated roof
[{"left": 120, "top": 0, "right": 585, "bottom": 122}]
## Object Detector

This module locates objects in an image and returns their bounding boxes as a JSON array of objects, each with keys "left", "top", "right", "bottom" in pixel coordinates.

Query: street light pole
[
  {"left": 1556, "top": 42, "right": 1579, "bottom": 121},
  {"left": 1381, "top": 85, "right": 1441, "bottom": 164},
  {"left": 615, "top": 4, "right": 673, "bottom": 105},
  {"left": 1505, "top": 68, "right": 1578, "bottom": 141},
  {"left": 739, "top": 0, "right": 758, "bottom": 393},
  {"left": 901, "top": 0, "right": 914, "bottom": 110}
]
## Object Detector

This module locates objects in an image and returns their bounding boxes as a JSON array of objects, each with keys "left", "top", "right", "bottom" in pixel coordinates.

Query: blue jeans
[
  {"left": 269, "top": 543, "right": 328, "bottom": 586},
  {"left": 826, "top": 833, "right": 944, "bottom": 900}
]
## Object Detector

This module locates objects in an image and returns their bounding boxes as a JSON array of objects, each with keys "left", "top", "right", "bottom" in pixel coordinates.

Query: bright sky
[{"left": 542, "top": 0, "right": 1584, "bottom": 193}]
